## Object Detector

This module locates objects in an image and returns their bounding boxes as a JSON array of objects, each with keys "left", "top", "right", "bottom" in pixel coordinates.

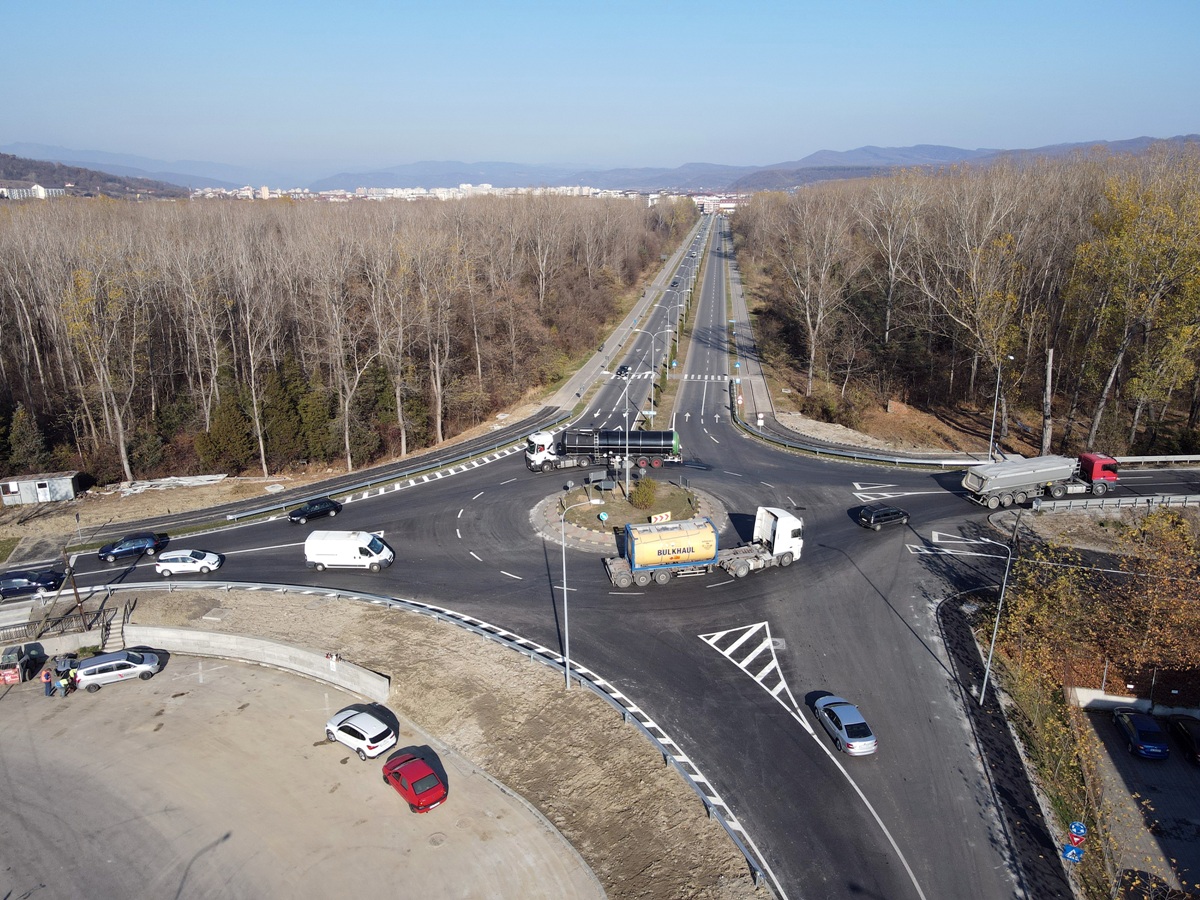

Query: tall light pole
[
  {"left": 560, "top": 492, "right": 603, "bottom": 689},
  {"left": 988, "top": 354, "right": 1015, "bottom": 462},
  {"left": 929, "top": 515, "right": 1021, "bottom": 706}
]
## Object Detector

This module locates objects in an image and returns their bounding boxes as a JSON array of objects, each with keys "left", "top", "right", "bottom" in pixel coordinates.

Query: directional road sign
[{"left": 1061, "top": 845, "right": 1084, "bottom": 864}]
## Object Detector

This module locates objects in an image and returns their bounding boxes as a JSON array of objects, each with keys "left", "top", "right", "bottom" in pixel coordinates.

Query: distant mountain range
[{"left": 3, "top": 136, "right": 1198, "bottom": 194}]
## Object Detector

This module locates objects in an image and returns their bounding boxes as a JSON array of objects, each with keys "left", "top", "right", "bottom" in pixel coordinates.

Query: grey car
[{"left": 814, "top": 696, "right": 878, "bottom": 756}]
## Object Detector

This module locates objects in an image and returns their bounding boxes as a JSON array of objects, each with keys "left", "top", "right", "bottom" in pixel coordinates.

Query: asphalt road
[{"left": 48, "top": 215, "right": 1193, "bottom": 899}]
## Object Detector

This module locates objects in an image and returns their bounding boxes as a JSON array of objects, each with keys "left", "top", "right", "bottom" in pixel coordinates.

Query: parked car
[
  {"left": 614, "top": 364, "right": 632, "bottom": 379},
  {"left": 1168, "top": 714, "right": 1200, "bottom": 765},
  {"left": 75, "top": 649, "right": 162, "bottom": 692},
  {"left": 325, "top": 708, "right": 397, "bottom": 761},
  {"left": 288, "top": 497, "right": 342, "bottom": 525},
  {"left": 97, "top": 532, "right": 167, "bottom": 563},
  {"left": 383, "top": 753, "right": 448, "bottom": 812},
  {"left": 857, "top": 503, "right": 909, "bottom": 531},
  {"left": 814, "top": 696, "right": 878, "bottom": 756},
  {"left": 0, "top": 569, "right": 65, "bottom": 601},
  {"left": 1112, "top": 707, "right": 1170, "bottom": 759},
  {"left": 155, "top": 549, "right": 223, "bottom": 577}
]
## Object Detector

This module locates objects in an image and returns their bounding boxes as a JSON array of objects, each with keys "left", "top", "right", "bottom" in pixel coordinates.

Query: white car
[
  {"left": 814, "top": 696, "right": 878, "bottom": 756},
  {"left": 154, "top": 549, "right": 223, "bottom": 577},
  {"left": 325, "top": 708, "right": 397, "bottom": 761}
]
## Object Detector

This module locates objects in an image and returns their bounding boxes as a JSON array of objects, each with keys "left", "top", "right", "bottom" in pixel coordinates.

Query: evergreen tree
[
  {"left": 262, "top": 364, "right": 304, "bottom": 468},
  {"left": 7, "top": 403, "right": 47, "bottom": 474},
  {"left": 298, "top": 379, "right": 337, "bottom": 463},
  {"left": 195, "top": 392, "right": 255, "bottom": 472}
]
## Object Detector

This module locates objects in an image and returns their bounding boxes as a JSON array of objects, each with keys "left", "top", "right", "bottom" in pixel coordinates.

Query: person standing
[{"left": 41, "top": 667, "right": 54, "bottom": 698}]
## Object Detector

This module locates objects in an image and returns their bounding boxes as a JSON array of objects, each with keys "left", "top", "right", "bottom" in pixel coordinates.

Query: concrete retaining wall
[{"left": 124, "top": 625, "right": 390, "bottom": 702}]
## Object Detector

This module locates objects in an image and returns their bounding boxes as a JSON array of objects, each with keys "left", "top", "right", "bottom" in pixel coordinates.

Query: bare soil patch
[{"left": 123, "top": 589, "right": 764, "bottom": 900}]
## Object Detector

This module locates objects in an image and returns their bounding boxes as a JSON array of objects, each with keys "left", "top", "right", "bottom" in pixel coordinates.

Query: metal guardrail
[
  {"left": 1113, "top": 454, "right": 1200, "bottom": 467},
  {"left": 225, "top": 410, "right": 572, "bottom": 523},
  {"left": 49, "top": 578, "right": 770, "bottom": 889},
  {"left": 1032, "top": 493, "right": 1200, "bottom": 513}
]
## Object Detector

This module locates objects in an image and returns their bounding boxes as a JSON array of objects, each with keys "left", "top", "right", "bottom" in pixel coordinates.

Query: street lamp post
[
  {"left": 988, "top": 354, "right": 1015, "bottom": 462},
  {"left": 560, "top": 492, "right": 603, "bottom": 689},
  {"left": 929, "top": 516, "right": 1021, "bottom": 706}
]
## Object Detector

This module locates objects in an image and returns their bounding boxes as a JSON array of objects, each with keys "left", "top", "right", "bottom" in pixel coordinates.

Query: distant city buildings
[
  {"left": 188, "top": 181, "right": 747, "bottom": 210},
  {"left": 0, "top": 183, "right": 66, "bottom": 200}
]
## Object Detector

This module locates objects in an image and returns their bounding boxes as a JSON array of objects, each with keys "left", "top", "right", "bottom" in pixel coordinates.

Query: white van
[
  {"left": 304, "top": 530, "right": 394, "bottom": 573},
  {"left": 75, "top": 649, "right": 162, "bottom": 692}
]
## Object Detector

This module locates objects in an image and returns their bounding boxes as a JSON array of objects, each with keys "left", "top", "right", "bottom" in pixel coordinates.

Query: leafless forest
[
  {"left": 0, "top": 195, "right": 696, "bottom": 482},
  {"left": 732, "top": 142, "right": 1200, "bottom": 456}
]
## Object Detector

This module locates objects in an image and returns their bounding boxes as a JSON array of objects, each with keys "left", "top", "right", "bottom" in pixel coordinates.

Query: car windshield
[
  {"left": 367, "top": 536, "right": 386, "bottom": 554},
  {"left": 845, "top": 723, "right": 873, "bottom": 739},
  {"left": 412, "top": 773, "right": 440, "bottom": 794},
  {"left": 126, "top": 652, "right": 144, "bottom": 665},
  {"left": 188, "top": 551, "right": 205, "bottom": 560}
]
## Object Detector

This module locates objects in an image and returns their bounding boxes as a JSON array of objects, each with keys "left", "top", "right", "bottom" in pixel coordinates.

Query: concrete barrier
[{"left": 124, "top": 625, "right": 390, "bottom": 702}]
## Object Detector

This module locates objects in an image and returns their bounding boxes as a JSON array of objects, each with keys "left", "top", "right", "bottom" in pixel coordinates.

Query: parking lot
[
  {"left": 0, "top": 654, "right": 602, "bottom": 899},
  {"left": 1088, "top": 711, "right": 1200, "bottom": 892}
]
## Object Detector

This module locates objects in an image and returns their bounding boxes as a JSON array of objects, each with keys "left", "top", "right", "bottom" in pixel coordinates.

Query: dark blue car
[
  {"left": 97, "top": 532, "right": 168, "bottom": 563},
  {"left": 1113, "top": 707, "right": 1170, "bottom": 759}
]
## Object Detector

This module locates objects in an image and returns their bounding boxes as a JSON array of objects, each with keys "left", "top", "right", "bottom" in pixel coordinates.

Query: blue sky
[{"left": 3, "top": 0, "right": 1196, "bottom": 170}]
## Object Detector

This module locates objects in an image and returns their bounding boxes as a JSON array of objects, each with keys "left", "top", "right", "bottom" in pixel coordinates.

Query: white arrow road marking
[{"left": 852, "top": 482, "right": 896, "bottom": 490}]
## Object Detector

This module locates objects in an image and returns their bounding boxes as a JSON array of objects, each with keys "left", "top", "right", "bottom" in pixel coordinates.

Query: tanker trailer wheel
[
  {"left": 1014, "top": 492, "right": 1028, "bottom": 505},
  {"left": 634, "top": 571, "right": 653, "bottom": 587},
  {"left": 653, "top": 569, "right": 671, "bottom": 585},
  {"left": 1050, "top": 484, "right": 1067, "bottom": 500},
  {"left": 614, "top": 572, "right": 633, "bottom": 589},
  {"left": 986, "top": 495, "right": 1001, "bottom": 510},
  {"left": 779, "top": 552, "right": 794, "bottom": 567},
  {"left": 733, "top": 562, "right": 750, "bottom": 578},
  {"left": 540, "top": 461, "right": 553, "bottom": 474},
  {"left": 1000, "top": 493, "right": 1014, "bottom": 508},
  {"left": 1092, "top": 482, "right": 1108, "bottom": 497},
  {"left": 636, "top": 456, "right": 650, "bottom": 469},
  {"left": 578, "top": 456, "right": 591, "bottom": 468},
  {"left": 649, "top": 457, "right": 663, "bottom": 468}
]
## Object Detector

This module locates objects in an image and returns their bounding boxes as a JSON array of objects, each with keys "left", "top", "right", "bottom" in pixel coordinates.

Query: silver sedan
[
  {"left": 814, "top": 696, "right": 878, "bottom": 756},
  {"left": 154, "top": 549, "right": 223, "bottom": 577}
]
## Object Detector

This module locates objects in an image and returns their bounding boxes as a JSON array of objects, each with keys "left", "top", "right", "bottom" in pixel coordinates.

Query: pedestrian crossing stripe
[
  {"left": 681, "top": 374, "right": 729, "bottom": 381},
  {"left": 699, "top": 622, "right": 806, "bottom": 726}
]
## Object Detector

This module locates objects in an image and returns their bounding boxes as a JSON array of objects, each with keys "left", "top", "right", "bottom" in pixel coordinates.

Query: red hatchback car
[{"left": 383, "top": 754, "right": 447, "bottom": 813}]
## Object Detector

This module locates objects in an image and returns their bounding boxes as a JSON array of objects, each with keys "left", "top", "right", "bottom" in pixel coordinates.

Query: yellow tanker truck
[{"left": 603, "top": 506, "right": 803, "bottom": 588}]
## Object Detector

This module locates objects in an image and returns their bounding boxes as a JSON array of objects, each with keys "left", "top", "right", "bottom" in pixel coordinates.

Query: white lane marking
[
  {"left": 469, "top": 552, "right": 482, "bottom": 561},
  {"left": 853, "top": 489, "right": 945, "bottom": 502},
  {"left": 500, "top": 571, "right": 523, "bottom": 580},
  {"left": 786, "top": 496, "right": 797, "bottom": 507},
  {"left": 760, "top": 481, "right": 774, "bottom": 488},
  {"left": 456, "top": 529, "right": 462, "bottom": 539},
  {"left": 723, "top": 471, "right": 743, "bottom": 477},
  {"left": 500, "top": 478, "right": 516, "bottom": 485},
  {"left": 853, "top": 482, "right": 896, "bottom": 490},
  {"left": 472, "top": 491, "right": 484, "bottom": 500},
  {"left": 710, "top": 434, "right": 720, "bottom": 444},
  {"left": 458, "top": 509, "right": 464, "bottom": 518}
]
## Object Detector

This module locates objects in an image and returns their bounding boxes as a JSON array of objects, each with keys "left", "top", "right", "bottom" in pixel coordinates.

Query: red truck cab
[{"left": 1078, "top": 453, "right": 1120, "bottom": 484}]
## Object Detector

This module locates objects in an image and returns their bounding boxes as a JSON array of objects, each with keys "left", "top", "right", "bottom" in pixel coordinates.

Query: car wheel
[
  {"left": 105, "top": 554, "right": 117, "bottom": 563},
  {"left": 578, "top": 456, "right": 591, "bottom": 468},
  {"left": 357, "top": 748, "right": 367, "bottom": 761},
  {"left": 328, "top": 509, "right": 337, "bottom": 517},
  {"left": 614, "top": 572, "right": 633, "bottom": 589},
  {"left": 901, "top": 517, "right": 909, "bottom": 525},
  {"left": 872, "top": 523, "right": 881, "bottom": 531},
  {"left": 1050, "top": 484, "right": 1067, "bottom": 500},
  {"left": 146, "top": 547, "right": 157, "bottom": 556},
  {"left": 540, "top": 461, "right": 553, "bottom": 474},
  {"left": 1127, "top": 741, "right": 1135, "bottom": 754},
  {"left": 139, "top": 671, "right": 153, "bottom": 681},
  {"left": 199, "top": 566, "right": 210, "bottom": 574},
  {"left": 779, "top": 552, "right": 794, "bottom": 567},
  {"left": 986, "top": 496, "right": 1001, "bottom": 510},
  {"left": 160, "top": 569, "right": 172, "bottom": 578},
  {"left": 835, "top": 738, "right": 843, "bottom": 753},
  {"left": 315, "top": 563, "right": 326, "bottom": 572},
  {"left": 1014, "top": 492, "right": 1028, "bottom": 505},
  {"left": 298, "top": 516, "right": 307, "bottom": 525},
  {"left": 653, "top": 569, "right": 671, "bottom": 585},
  {"left": 734, "top": 562, "right": 750, "bottom": 578},
  {"left": 326, "top": 730, "right": 337, "bottom": 742},
  {"left": 369, "top": 562, "right": 381, "bottom": 573},
  {"left": 409, "top": 804, "right": 418, "bottom": 813},
  {"left": 633, "top": 571, "right": 652, "bottom": 587},
  {"left": 86, "top": 684, "right": 100, "bottom": 693}
]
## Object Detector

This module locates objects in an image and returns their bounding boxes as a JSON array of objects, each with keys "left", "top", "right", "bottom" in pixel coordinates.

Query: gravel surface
[{"left": 124, "top": 588, "right": 765, "bottom": 900}]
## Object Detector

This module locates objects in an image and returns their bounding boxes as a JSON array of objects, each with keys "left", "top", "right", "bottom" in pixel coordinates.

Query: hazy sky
[{"left": 3, "top": 0, "right": 1196, "bottom": 170}]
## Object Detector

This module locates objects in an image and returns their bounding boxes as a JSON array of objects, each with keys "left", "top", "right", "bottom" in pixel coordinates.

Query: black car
[
  {"left": 97, "top": 532, "right": 168, "bottom": 563},
  {"left": 0, "top": 569, "right": 66, "bottom": 601},
  {"left": 1168, "top": 714, "right": 1200, "bottom": 765},
  {"left": 288, "top": 497, "right": 342, "bottom": 524},
  {"left": 857, "top": 503, "right": 909, "bottom": 531},
  {"left": 614, "top": 365, "right": 632, "bottom": 379}
]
